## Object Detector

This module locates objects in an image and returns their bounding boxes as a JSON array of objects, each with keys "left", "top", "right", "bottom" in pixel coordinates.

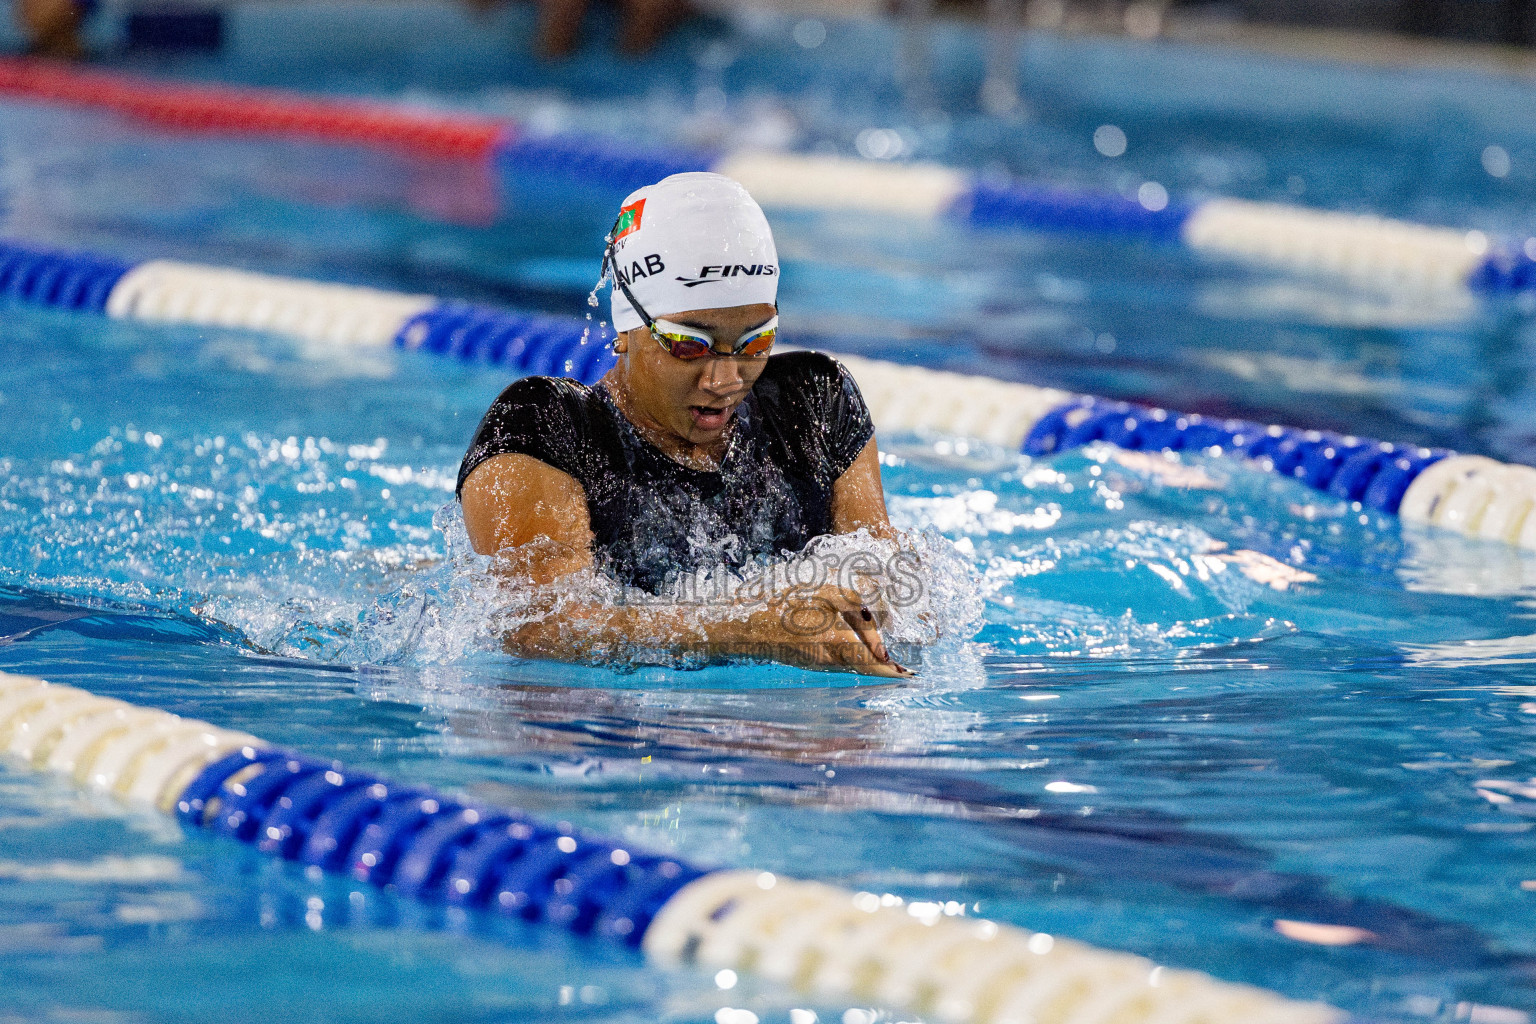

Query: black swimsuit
[{"left": 456, "top": 351, "right": 875, "bottom": 594}]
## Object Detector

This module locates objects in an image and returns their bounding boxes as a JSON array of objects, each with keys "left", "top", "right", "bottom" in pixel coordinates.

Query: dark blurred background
[
  {"left": 11, "top": 0, "right": 1536, "bottom": 62},
  {"left": 934, "top": 0, "right": 1536, "bottom": 47},
  {"left": 1174, "top": 0, "right": 1535, "bottom": 44}
]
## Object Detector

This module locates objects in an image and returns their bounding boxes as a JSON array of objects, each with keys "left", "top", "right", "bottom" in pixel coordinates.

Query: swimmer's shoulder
[
  {"left": 758, "top": 349, "right": 868, "bottom": 409},
  {"left": 756, "top": 351, "right": 873, "bottom": 472},
  {"left": 479, "top": 374, "right": 619, "bottom": 438},
  {"left": 459, "top": 375, "right": 610, "bottom": 496},
  {"left": 760, "top": 349, "right": 860, "bottom": 397},
  {"left": 486, "top": 374, "right": 600, "bottom": 413}
]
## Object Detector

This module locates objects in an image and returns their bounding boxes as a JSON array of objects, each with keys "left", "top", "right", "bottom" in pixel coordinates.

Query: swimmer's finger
[
  {"left": 852, "top": 571, "right": 894, "bottom": 618},
  {"left": 795, "top": 635, "right": 907, "bottom": 678},
  {"left": 856, "top": 652, "right": 912, "bottom": 678},
  {"left": 836, "top": 645, "right": 909, "bottom": 678},
  {"left": 839, "top": 606, "right": 891, "bottom": 665},
  {"left": 824, "top": 622, "right": 911, "bottom": 678},
  {"left": 851, "top": 661, "right": 907, "bottom": 678},
  {"left": 816, "top": 640, "right": 895, "bottom": 677},
  {"left": 833, "top": 582, "right": 895, "bottom": 632},
  {"left": 812, "top": 585, "right": 865, "bottom": 614}
]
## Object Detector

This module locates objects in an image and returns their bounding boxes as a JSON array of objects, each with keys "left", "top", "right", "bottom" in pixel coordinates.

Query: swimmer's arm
[
  {"left": 460, "top": 453, "right": 900, "bottom": 675},
  {"left": 460, "top": 453, "right": 634, "bottom": 655},
  {"left": 460, "top": 453, "right": 595, "bottom": 582},
  {"left": 831, "top": 439, "right": 897, "bottom": 540},
  {"left": 831, "top": 437, "right": 940, "bottom": 649}
]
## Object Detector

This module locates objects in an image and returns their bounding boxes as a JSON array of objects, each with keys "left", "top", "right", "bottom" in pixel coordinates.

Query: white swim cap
[{"left": 606, "top": 172, "right": 779, "bottom": 333}]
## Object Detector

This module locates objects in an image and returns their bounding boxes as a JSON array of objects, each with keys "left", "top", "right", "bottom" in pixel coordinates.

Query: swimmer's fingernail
[{"left": 894, "top": 663, "right": 914, "bottom": 676}]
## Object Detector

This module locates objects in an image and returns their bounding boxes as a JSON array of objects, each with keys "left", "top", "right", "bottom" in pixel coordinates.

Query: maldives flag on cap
[{"left": 612, "top": 199, "right": 645, "bottom": 241}]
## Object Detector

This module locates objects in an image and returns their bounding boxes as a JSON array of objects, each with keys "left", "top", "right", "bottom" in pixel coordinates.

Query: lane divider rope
[
  {"left": 0, "top": 57, "right": 504, "bottom": 160},
  {"left": 4, "top": 235, "right": 1532, "bottom": 548},
  {"left": 1, "top": 56, "right": 1531, "bottom": 295},
  {"left": 105, "top": 260, "right": 438, "bottom": 347},
  {"left": 0, "top": 671, "right": 1346, "bottom": 1024},
  {"left": 1018, "top": 396, "right": 1451, "bottom": 517}
]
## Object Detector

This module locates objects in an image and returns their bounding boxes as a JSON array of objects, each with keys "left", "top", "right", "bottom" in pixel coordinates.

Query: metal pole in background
[
  {"left": 980, "top": 0, "right": 1026, "bottom": 115},
  {"left": 895, "top": 0, "right": 936, "bottom": 109}
]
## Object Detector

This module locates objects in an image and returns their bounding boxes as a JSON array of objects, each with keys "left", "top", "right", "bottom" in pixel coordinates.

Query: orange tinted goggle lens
[{"left": 736, "top": 325, "right": 776, "bottom": 356}]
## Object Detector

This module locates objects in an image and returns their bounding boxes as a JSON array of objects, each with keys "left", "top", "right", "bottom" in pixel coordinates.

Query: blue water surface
[{"left": 2, "top": 7, "right": 1536, "bottom": 1023}]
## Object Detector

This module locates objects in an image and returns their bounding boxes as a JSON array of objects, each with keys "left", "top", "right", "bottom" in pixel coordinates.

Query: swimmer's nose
[{"left": 699, "top": 354, "right": 747, "bottom": 395}]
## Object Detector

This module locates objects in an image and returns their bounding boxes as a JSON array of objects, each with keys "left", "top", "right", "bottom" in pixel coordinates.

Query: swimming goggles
[{"left": 603, "top": 232, "right": 778, "bottom": 361}]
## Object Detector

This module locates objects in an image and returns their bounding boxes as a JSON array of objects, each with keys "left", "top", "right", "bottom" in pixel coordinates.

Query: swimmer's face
[{"left": 615, "top": 302, "right": 777, "bottom": 446}]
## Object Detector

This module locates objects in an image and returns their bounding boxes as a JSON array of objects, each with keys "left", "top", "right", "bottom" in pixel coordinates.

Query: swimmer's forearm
[
  {"left": 500, "top": 602, "right": 769, "bottom": 663},
  {"left": 501, "top": 592, "right": 903, "bottom": 677},
  {"left": 501, "top": 599, "right": 876, "bottom": 666}
]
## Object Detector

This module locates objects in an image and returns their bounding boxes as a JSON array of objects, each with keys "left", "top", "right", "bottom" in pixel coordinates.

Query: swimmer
[{"left": 458, "top": 172, "right": 910, "bottom": 677}]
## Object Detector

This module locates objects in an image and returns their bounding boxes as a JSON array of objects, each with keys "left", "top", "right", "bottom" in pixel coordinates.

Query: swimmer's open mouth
[{"left": 689, "top": 405, "right": 732, "bottom": 430}]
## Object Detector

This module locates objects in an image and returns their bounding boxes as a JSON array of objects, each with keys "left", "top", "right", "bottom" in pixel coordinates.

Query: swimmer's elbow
[
  {"left": 490, "top": 539, "right": 595, "bottom": 586},
  {"left": 500, "top": 603, "right": 621, "bottom": 661},
  {"left": 501, "top": 620, "right": 557, "bottom": 659}
]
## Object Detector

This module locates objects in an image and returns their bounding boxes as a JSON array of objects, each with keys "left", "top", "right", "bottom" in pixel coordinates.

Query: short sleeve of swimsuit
[
  {"left": 818, "top": 352, "right": 876, "bottom": 475},
  {"left": 456, "top": 376, "right": 596, "bottom": 494},
  {"left": 748, "top": 350, "right": 874, "bottom": 485}
]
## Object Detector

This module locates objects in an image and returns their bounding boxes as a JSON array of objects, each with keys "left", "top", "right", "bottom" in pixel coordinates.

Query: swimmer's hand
[
  {"left": 499, "top": 581, "right": 912, "bottom": 678},
  {"left": 733, "top": 585, "right": 913, "bottom": 679}
]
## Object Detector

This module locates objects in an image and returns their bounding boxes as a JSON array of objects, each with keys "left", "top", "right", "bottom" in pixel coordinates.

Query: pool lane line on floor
[
  {"left": 6, "top": 236, "right": 1534, "bottom": 550},
  {"left": 0, "top": 670, "right": 1349, "bottom": 1024},
  {"left": 1, "top": 55, "right": 1532, "bottom": 297}
]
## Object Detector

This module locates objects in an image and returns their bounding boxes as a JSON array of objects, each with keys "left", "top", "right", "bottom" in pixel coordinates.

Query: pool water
[{"left": 3, "top": 8, "right": 1536, "bottom": 1022}]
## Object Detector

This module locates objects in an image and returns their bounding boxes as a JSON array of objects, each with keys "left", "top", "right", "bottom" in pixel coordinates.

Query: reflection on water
[{"left": 1398, "top": 526, "right": 1536, "bottom": 599}]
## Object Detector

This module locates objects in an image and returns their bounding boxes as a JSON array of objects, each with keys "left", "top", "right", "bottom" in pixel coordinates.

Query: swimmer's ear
[{"left": 612, "top": 330, "right": 629, "bottom": 354}]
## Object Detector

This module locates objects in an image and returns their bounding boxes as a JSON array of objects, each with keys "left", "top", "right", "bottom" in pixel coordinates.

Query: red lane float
[{"left": 0, "top": 57, "right": 508, "bottom": 160}]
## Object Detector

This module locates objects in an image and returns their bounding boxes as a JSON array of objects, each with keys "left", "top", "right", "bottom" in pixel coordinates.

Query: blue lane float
[
  {"left": 0, "top": 240, "right": 133, "bottom": 312},
  {"left": 1021, "top": 398, "right": 1448, "bottom": 515},
  {"left": 497, "top": 132, "right": 717, "bottom": 198},
  {"left": 953, "top": 179, "right": 1194, "bottom": 239},
  {"left": 179, "top": 744, "right": 702, "bottom": 943},
  {"left": 1467, "top": 244, "right": 1536, "bottom": 293},
  {"left": 395, "top": 300, "right": 617, "bottom": 381}
]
